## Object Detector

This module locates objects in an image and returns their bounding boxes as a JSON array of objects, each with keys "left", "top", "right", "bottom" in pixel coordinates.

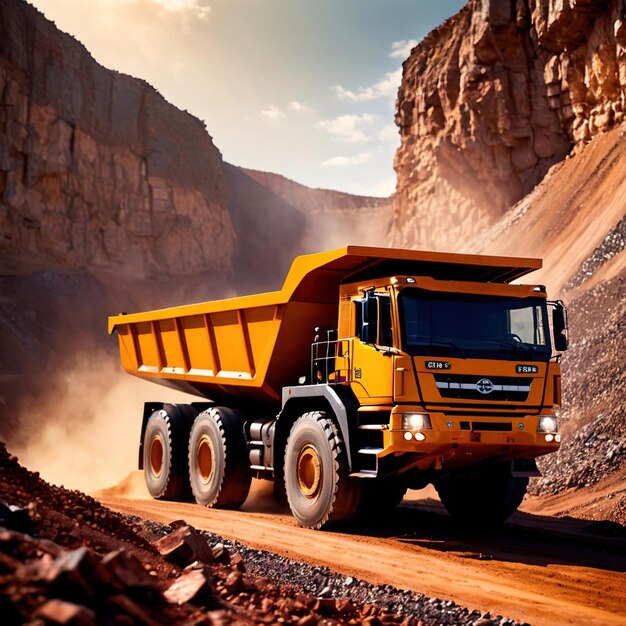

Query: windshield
[{"left": 398, "top": 289, "right": 551, "bottom": 361}]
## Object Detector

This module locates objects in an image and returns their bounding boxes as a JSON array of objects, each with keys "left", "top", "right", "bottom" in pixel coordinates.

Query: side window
[
  {"left": 354, "top": 299, "right": 363, "bottom": 338},
  {"left": 535, "top": 305, "right": 546, "bottom": 345},
  {"left": 378, "top": 295, "right": 392, "bottom": 347},
  {"left": 354, "top": 294, "right": 392, "bottom": 346}
]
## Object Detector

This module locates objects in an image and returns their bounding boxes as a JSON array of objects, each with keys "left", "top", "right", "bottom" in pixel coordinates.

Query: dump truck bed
[{"left": 108, "top": 246, "right": 541, "bottom": 406}]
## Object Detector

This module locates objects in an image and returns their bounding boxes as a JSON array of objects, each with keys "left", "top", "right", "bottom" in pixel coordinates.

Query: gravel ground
[
  {"left": 133, "top": 516, "right": 525, "bottom": 626},
  {"left": 564, "top": 214, "right": 626, "bottom": 290}
]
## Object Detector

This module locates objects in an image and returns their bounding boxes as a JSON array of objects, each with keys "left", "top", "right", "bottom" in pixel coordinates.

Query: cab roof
[{"left": 286, "top": 246, "right": 542, "bottom": 303}]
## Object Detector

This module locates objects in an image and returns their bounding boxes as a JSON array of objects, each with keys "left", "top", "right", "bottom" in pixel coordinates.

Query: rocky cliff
[
  {"left": 0, "top": 0, "right": 236, "bottom": 279},
  {"left": 392, "top": 0, "right": 626, "bottom": 250}
]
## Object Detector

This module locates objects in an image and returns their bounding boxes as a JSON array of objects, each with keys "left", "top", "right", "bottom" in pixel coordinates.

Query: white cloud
[
  {"left": 377, "top": 123, "right": 399, "bottom": 143},
  {"left": 389, "top": 39, "right": 417, "bottom": 59},
  {"left": 317, "top": 114, "right": 377, "bottom": 143},
  {"left": 149, "top": 0, "right": 210, "bottom": 18},
  {"left": 289, "top": 101, "right": 314, "bottom": 114},
  {"left": 102, "top": 0, "right": 211, "bottom": 18},
  {"left": 334, "top": 69, "right": 402, "bottom": 103},
  {"left": 260, "top": 105, "right": 287, "bottom": 122},
  {"left": 260, "top": 101, "right": 313, "bottom": 122},
  {"left": 322, "top": 152, "right": 373, "bottom": 167}
]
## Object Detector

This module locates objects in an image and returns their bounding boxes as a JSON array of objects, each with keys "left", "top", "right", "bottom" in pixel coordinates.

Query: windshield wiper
[
  {"left": 412, "top": 338, "right": 464, "bottom": 358},
  {"left": 483, "top": 339, "right": 538, "bottom": 357}
]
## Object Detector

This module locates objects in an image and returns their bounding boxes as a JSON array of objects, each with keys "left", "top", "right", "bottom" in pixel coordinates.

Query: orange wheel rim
[
  {"left": 297, "top": 445, "right": 321, "bottom": 498},
  {"left": 197, "top": 435, "right": 214, "bottom": 482},
  {"left": 150, "top": 435, "right": 164, "bottom": 477}
]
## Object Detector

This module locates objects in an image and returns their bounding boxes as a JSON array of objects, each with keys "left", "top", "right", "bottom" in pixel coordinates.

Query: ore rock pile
[
  {"left": 529, "top": 222, "right": 626, "bottom": 525},
  {"left": 0, "top": 442, "right": 521, "bottom": 626},
  {"left": 564, "top": 215, "right": 626, "bottom": 291}
]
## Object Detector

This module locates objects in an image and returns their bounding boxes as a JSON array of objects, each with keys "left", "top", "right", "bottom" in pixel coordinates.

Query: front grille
[
  {"left": 434, "top": 374, "right": 533, "bottom": 402},
  {"left": 443, "top": 410, "right": 533, "bottom": 417},
  {"left": 459, "top": 420, "right": 512, "bottom": 431},
  {"left": 472, "top": 421, "right": 512, "bottom": 431}
]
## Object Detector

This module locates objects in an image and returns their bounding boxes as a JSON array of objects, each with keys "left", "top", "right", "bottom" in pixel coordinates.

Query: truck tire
[
  {"left": 284, "top": 411, "right": 361, "bottom": 529},
  {"left": 143, "top": 404, "right": 196, "bottom": 500},
  {"left": 435, "top": 463, "right": 528, "bottom": 526},
  {"left": 188, "top": 407, "right": 252, "bottom": 509},
  {"left": 356, "top": 479, "right": 407, "bottom": 519}
]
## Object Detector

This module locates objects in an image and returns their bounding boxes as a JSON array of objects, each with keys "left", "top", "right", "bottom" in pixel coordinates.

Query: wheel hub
[
  {"left": 149, "top": 435, "right": 164, "bottom": 477},
  {"left": 197, "top": 434, "right": 214, "bottom": 482},
  {"left": 297, "top": 445, "right": 322, "bottom": 498}
]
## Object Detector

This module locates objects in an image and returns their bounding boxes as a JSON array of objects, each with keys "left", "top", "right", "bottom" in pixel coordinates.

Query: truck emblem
[{"left": 476, "top": 378, "right": 494, "bottom": 394}]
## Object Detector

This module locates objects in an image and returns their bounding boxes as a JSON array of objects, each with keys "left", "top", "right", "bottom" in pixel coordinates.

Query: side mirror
[
  {"left": 361, "top": 291, "right": 378, "bottom": 344},
  {"left": 552, "top": 301, "right": 568, "bottom": 352}
]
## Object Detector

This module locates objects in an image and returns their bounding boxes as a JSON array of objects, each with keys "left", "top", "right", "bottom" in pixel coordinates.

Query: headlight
[
  {"left": 537, "top": 415, "right": 558, "bottom": 433},
  {"left": 401, "top": 413, "right": 431, "bottom": 430}
]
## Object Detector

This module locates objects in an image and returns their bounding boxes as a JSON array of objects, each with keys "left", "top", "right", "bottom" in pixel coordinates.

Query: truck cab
[{"left": 315, "top": 275, "right": 566, "bottom": 482}]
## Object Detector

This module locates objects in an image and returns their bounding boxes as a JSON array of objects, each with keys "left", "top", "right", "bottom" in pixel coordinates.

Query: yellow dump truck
[{"left": 109, "top": 246, "right": 568, "bottom": 529}]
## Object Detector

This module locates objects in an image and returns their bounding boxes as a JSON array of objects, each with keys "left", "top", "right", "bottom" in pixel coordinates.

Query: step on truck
[{"left": 108, "top": 246, "right": 568, "bottom": 529}]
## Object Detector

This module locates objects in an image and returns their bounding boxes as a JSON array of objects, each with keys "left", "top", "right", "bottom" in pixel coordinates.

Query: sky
[{"left": 30, "top": 0, "right": 465, "bottom": 196}]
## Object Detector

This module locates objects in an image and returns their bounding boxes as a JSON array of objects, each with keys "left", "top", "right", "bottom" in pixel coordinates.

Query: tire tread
[
  {"left": 188, "top": 407, "right": 251, "bottom": 510},
  {"left": 284, "top": 411, "right": 360, "bottom": 529}
]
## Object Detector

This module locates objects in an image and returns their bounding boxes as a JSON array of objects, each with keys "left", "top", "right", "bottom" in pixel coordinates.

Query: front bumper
[{"left": 380, "top": 407, "right": 560, "bottom": 471}]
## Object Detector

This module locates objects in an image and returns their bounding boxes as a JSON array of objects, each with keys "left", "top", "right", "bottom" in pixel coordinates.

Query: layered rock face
[
  {"left": 392, "top": 0, "right": 626, "bottom": 250},
  {"left": 0, "top": 0, "right": 234, "bottom": 279}
]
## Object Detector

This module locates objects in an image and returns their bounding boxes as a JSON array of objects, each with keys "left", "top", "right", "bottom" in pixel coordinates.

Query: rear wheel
[
  {"left": 143, "top": 404, "right": 196, "bottom": 500},
  {"left": 284, "top": 411, "right": 361, "bottom": 529},
  {"left": 435, "top": 463, "right": 528, "bottom": 526},
  {"left": 188, "top": 407, "right": 252, "bottom": 509}
]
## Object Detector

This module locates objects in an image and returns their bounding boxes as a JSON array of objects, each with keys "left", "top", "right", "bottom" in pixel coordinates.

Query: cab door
[{"left": 350, "top": 292, "right": 394, "bottom": 404}]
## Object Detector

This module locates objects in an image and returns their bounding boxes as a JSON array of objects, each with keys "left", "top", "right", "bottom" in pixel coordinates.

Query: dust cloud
[
  {"left": 4, "top": 190, "right": 388, "bottom": 502},
  {"left": 11, "top": 348, "right": 198, "bottom": 494},
  {"left": 94, "top": 470, "right": 150, "bottom": 499},
  {"left": 241, "top": 479, "right": 289, "bottom": 514},
  {"left": 298, "top": 204, "right": 394, "bottom": 253}
]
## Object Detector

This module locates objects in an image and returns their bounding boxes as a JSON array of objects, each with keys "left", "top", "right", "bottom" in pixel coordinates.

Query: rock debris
[{"left": 0, "top": 442, "right": 524, "bottom": 625}]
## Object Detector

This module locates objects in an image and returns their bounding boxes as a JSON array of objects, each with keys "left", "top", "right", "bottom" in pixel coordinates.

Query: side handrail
[{"left": 310, "top": 330, "right": 352, "bottom": 385}]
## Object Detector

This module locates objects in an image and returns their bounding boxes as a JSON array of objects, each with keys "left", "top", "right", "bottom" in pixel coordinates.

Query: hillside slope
[
  {"left": 242, "top": 168, "right": 393, "bottom": 252},
  {"left": 475, "top": 124, "right": 626, "bottom": 293},
  {"left": 473, "top": 126, "right": 626, "bottom": 516},
  {"left": 392, "top": 0, "right": 626, "bottom": 251}
]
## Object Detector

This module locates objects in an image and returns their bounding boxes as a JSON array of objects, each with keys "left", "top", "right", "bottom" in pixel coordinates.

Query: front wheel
[
  {"left": 435, "top": 463, "right": 528, "bottom": 526},
  {"left": 284, "top": 411, "right": 361, "bottom": 529}
]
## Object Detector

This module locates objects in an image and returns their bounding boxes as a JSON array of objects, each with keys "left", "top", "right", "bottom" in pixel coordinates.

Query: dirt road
[{"left": 97, "top": 479, "right": 625, "bottom": 626}]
